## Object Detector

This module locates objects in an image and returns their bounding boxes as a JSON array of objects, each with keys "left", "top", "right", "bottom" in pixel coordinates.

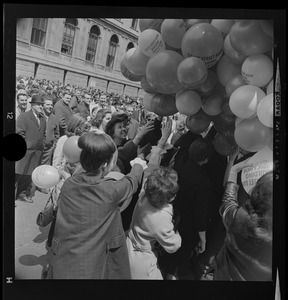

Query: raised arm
[
  {"left": 220, "top": 157, "right": 253, "bottom": 229},
  {"left": 132, "top": 120, "right": 155, "bottom": 147}
]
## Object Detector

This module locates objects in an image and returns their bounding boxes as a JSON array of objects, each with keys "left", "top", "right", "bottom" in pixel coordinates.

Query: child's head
[
  {"left": 78, "top": 132, "right": 117, "bottom": 176},
  {"left": 188, "top": 136, "right": 214, "bottom": 164},
  {"left": 144, "top": 167, "right": 179, "bottom": 209}
]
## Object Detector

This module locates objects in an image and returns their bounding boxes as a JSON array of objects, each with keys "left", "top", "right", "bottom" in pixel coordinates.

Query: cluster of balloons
[{"left": 120, "top": 19, "right": 274, "bottom": 156}]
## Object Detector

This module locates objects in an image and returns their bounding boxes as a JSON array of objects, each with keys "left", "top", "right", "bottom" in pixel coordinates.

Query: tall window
[
  {"left": 86, "top": 25, "right": 100, "bottom": 62},
  {"left": 61, "top": 18, "right": 77, "bottom": 55},
  {"left": 106, "top": 34, "right": 119, "bottom": 68},
  {"left": 30, "top": 18, "right": 48, "bottom": 47},
  {"left": 126, "top": 42, "right": 134, "bottom": 51},
  {"left": 131, "top": 19, "right": 138, "bottom": 30}
]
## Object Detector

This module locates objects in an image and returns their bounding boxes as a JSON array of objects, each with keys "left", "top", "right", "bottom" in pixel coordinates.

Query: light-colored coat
[{"left": 126, "top": 192, "right": 182, "bottom": 279}]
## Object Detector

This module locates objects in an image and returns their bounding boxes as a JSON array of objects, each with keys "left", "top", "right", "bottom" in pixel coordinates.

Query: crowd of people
[{"left": 15, "top": 75, "right": 273, "bottom": 281}]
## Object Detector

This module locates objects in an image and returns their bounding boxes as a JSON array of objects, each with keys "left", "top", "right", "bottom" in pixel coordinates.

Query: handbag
[{"left": 36, "top": 193, "right": 55, "bottom": 227}]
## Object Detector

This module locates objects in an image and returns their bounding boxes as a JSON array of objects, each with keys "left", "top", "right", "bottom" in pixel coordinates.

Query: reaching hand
[
  {"left": 197, "top": 240, "right": 206, "bottom": 254},
  {"left": 136, "top": 120, "right": 154, "bottom": 138},
  {"left": 137, "top": 143, "right": 152, "bottom": 158},
  {"left": 161, "top": 118, "right": 173, "bottom": 140},
  {"left": 231, "top": 157, "right": 254, "bottom": 173},
  {"left": 228, "top": 146, "right": 240, "bottom": 165}
]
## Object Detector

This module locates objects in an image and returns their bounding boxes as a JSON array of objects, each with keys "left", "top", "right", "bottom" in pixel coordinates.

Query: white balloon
[
  {"left": 241, "top": 54, "right": 273, "bottom": 87},
  {"left": 257, "top": 93, "right": 273, "bottom": 128},
  {"left": 138, "top": 29, "right": 166, "bottom": 57},
  {"left": 32, "top": 165, "right": 61, "bottom": 189}
]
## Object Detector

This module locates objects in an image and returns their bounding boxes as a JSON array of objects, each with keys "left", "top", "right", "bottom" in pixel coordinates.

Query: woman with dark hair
[
  {"left": 126, "top": 119, "right": 182, "bottom": 279},
  {"left": 47, "top": 132, "right": 148, "bottom": 279},
  {"left": 105, "top": 113, "right": 154, "bottom": 174},
  {"left": 213, "top": 157, "right": 273, "bottom": 281},
  {"left": 89, "top": 108, "right": 112, "bottom": 133}
]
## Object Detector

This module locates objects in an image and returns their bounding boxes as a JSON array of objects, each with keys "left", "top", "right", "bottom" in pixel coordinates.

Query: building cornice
[
  {"left": 87, "top": 18, "right": 139, "bottom": 42},
  {"left": 17, "top": 52, "right": 141, "bottom": 88}
]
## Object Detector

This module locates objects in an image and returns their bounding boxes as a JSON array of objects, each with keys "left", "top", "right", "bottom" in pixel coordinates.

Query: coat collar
[
  {"left": 28, "top": 109, "right": 44, "bottom": 128},
  {"left": 71, "top": 171, "right": 116, "bottom": 185}
]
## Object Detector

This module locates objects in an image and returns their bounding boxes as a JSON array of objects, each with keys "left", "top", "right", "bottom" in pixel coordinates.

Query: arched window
[
  {"left": 131, "top": 19, "right": 138, "bottom": 30},
  {"left": 86, "top": 25, "right": 100, "bottom": 62},
  {"left": 61, "top": 18, "right": 78, "bottom": 55},
  {"left": 30, "top": 18, "right": 48, "bottom": 47},
  {"left": 106, "top": 34, "right": 119, "bottom": 68},
  {"left": 126, "top": 42, "right": 134, "bottom": 51}
]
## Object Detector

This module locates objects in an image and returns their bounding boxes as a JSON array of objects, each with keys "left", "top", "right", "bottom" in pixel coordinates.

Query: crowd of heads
[{"left": 15, "top": 75, "right": 143, "bottom": 110}]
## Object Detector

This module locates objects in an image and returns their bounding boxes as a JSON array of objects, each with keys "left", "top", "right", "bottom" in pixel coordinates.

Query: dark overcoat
[
  {"left": 53, "top": 99, "right": 73, "bottom": 136},
  {"left": 49, "top": 164, "right": 144, "bottom": 279},
  {"left": 15, "top": 110, "right": 46, "bottom": 175},
  {"left": 43, "top": 113, "right": 60, "bottom": 149},
  {"left": 74, "top": 101, "right": 90, "bottom": 120}
]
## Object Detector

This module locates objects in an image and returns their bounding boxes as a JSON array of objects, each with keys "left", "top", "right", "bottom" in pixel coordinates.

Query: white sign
[{"left": 241, "top": 146, "right": 273, "bottom": 194}]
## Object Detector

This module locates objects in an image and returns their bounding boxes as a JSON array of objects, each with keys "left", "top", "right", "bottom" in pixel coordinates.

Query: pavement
[{"left": 15, "top": 190, "right": 51, "bottom": 279}]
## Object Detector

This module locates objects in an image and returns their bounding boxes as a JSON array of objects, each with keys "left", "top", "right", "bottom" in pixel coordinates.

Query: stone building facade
[{"left": 16, "top": 18, "right": 145, "bottom": 98}]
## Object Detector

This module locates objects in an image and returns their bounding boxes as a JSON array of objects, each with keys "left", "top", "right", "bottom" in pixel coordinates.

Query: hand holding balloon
[
  {"left": 227, "top": 157, "right": 253, "bottom": 184},
  {"left": 63, "top": 136, "right": 82, "bottom": 163},
  {"left": 32, "top": 165, "right": 61, "bottom": 189}
]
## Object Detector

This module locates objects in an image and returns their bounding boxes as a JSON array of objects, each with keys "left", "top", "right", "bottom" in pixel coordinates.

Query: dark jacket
[
  {"left": 138, "top": 118, "right": 162, "bottom": 148},
  {"left": 116, "top": 139, "right": 138, "bottom": 174},
  {"left": 158, "top": 131, "right": 215, "bottom": 277},
  {"left": 173, "top": 149, "right": 214, "bottom": 233},
  {"left": 75, "top": 101, "right": 90, "bottom": 120},
  {"left": 69, "top": 95, "right": 80, "bottom": 112},
  {"left": 214, "top": 182, "right": 272, "bottom": 281},
  {"left": 43, "top": 113, "right": 60, "bottom": 149},
  {"left": 53, "top": 99, "right": 73, "bottom": 136},
  {"left": 49, "top": 164, "right": 144, "bottom": 279},
  {"left": 15, "top": 110, "right": 46, "bottom": 175}
]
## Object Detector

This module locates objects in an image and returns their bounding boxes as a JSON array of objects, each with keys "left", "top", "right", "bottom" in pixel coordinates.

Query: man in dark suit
[
  {"left": 53, "top": 91, "right": 73, "bottom": 136},
  {"left": 74, "top": 92, "right": 92, "bottom": 120},
  {"left": 40, "top": 97, "right": 60, "bottom": 166},
  {"left": 15, "top": 94, "right": 46, "bottom": 203},
  {"left": 69, "top": 89, "right": 81, "bottom": 113}
]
